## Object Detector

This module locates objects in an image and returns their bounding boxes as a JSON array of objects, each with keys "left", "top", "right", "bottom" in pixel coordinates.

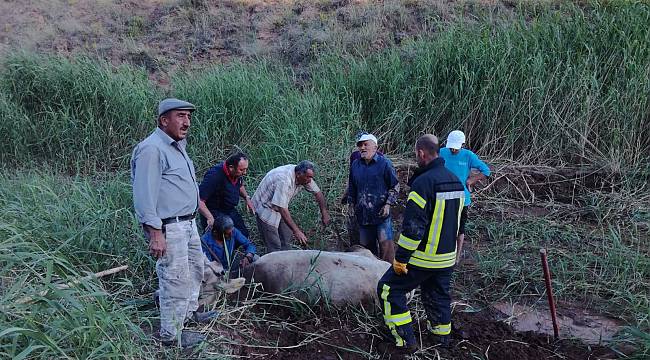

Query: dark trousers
[
  {"left": 377, "top": 266, "right": 454, "bottom": 346},
  {"left": 202, "top": 208, "right": 250, "bottom": 238},
  {"left": 256, "top": 215, "right": 293, "bottom": 253},
  {"left": 346, "top": 212, "right": 360, "bottom": 247}
]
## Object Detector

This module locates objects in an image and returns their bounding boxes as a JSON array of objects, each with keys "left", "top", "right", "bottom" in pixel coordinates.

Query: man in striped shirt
[{"left": 252, "top": 161, "right": 331, "bottom": 252}]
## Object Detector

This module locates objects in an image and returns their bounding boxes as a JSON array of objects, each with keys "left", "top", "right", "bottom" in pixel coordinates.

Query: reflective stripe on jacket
[{"left": 395, "top": 157, "right": 465, "bottom": 270}]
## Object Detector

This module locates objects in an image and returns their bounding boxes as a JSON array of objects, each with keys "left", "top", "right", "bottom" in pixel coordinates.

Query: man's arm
[
  {"left": 394, "top": 181, "right": 430, "bottom": 266},
  {"left": 235, "top": 229, "right": 257, "bottom": 255},
  {"left": 314, "top": 191, "right": 331, "bottom": 226},
  {"left": 198, "top": 167, "right": 218, "bottom": 227},
  {"left": 132, "top": 145, "right": 166, "bottom": 258},
  {"left": 382, "top": 161, "right": 400, "bottom": 217},
  {"left": 239, "top": 185, "right": 255, "bottom": 214},
  {"left": 236, "top": 230, "right": 257, "bottom": 267},
  {"left": 198, "top": 200, "right": 214, "bottom": 230},
  {"left": 270, "top": 179, "right": 308, "bottom": 245},
  {"left": 143, "top": 225, "right": 166, "bottom": 259},
  {"left": 467, "top": 152, "right": 490, "bottom": 190}
]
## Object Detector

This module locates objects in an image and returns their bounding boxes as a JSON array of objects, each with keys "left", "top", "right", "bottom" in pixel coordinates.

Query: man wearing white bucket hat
[{"left": 440, "top": 130, "right": 491, "bottom": 264}]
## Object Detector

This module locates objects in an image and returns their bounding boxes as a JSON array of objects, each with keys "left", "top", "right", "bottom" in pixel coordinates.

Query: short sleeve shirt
[{"left": 199, "top": 162, "right": 243, "bottom": 212}]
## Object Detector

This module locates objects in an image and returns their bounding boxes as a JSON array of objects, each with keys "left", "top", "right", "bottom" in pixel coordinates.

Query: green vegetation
[{"left": 0, "top": 2, "right": 648, "bottom": 358}]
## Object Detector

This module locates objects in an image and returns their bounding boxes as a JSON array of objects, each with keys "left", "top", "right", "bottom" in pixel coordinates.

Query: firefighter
[{"left": 377, "top": 134, "right": 465, "bottom": 353}]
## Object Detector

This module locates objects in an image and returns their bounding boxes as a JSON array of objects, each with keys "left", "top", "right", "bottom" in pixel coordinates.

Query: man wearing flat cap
[
  {"left": 347, "top": 133, "right": 399, "bottom": 261},
  {"left": 131, "top": 98, "right": 217, "bottom": 348}
]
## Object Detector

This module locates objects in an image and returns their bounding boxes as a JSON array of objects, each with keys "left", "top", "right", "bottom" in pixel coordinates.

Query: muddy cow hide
[{"left": 247, "top": 247, "right": 392, "bottom": 306}]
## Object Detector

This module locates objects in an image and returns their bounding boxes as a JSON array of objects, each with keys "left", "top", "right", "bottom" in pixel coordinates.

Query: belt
[{"left": 162, "top": 213, "right": 196, "bottom": 225}]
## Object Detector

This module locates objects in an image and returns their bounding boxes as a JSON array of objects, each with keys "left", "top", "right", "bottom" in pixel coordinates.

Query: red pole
[{"left": 540, "top": 248, "right": 560, "bottom": 339}]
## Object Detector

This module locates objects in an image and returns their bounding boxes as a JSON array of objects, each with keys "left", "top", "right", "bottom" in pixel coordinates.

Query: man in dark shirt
[
  {"left": 347, "top": 134, "right": 399, "bottom": 259},
  {"left": 198, "top": 152, "right": 255, "bottom": 237},
  {"left": 377, "top": 134, "right": 465, "bottom": 353},
  {"left": 341, "top": 132, "right": 384, "bottom": 247}
]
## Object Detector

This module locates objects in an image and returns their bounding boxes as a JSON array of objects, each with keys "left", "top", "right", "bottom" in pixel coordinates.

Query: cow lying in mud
[
  {"left": 245, "top": 246, "right": 398, "bottom": 306},
  {"left": 199, "top": 245, "right": 400, "bottom": 307}
]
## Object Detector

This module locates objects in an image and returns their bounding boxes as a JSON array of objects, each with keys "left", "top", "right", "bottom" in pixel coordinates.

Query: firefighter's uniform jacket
[{"left": 377, "top": 157, "right": 465, "bottom": 347}]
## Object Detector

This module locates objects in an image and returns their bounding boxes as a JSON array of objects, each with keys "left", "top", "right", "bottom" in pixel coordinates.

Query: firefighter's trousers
[{"left": 377, "top": 266, "right": 454, "bottom": 346}]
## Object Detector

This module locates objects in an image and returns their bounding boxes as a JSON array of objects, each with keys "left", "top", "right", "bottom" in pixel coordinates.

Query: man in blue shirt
[
  {"left": 347, "top": 134, "right": 399, "bottom": 260},
  {"left": 439, "top": 130, "right": 491, "bottom": 264},
  {"left": 201, "top": 216, "right": 258, "bottom": 275},
  {"left": 341, "top": 131, "right": 384, "bottom": 247},
  {"left": 199, "top": 152, "right": 255, "bottom": 237}
]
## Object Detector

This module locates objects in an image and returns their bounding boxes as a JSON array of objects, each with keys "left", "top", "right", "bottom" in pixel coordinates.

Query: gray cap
[{"left": 158, "top": 98, "right": 196, "bottom": 117}]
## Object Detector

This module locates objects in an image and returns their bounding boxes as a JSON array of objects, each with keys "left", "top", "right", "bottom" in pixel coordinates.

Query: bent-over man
[
  {"left": 198, "top": 152, "right": 255, "bottom": 237},
  {"left": 201, "top": 215, "right": 258, "bottom": 275},
  {"left": 252, "top": 161, "right": 330, "bottom": 252}
]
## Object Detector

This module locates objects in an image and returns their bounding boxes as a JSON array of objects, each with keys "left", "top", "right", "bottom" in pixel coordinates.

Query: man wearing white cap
[
  {"left": 131, "top": 98, "right": 217, "bottom": 348},
  {"left": 347, "top": 133, "right": 399, "bottom": 260},
  {"left": 439, "top": 130, "right": 491, "bottom": 264}
]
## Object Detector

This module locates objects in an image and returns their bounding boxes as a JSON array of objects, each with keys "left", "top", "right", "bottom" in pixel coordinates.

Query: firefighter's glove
[{"left": 393, "top": 260, "right": 408, "bottom": 275}]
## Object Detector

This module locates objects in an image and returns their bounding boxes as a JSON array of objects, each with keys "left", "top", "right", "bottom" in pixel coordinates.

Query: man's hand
[
  {"left": 321, "top": 211, "right": 331, "bottom": 226},
  {"left": 147, "top": 228, "right": 166, "bottom": 259},
  {"left": 240, "top": 253, "right": 253, "bottom": 268},
  {"left": 245, "top": 197, "right": 256, "bottom": 214},
  {"left": 393, "top": 260, "right": 408, "bottom": 275},
  {"left": 205, "top": 215, "right": 215, "bottom": 232},
  {"left": 294, "top": 229, "right": 308, "bottom": 247},
  {"left": 466, "top": 178, "right": 476, "bottom": 192},
  {"left": 380, "top": 204, "right": 391, "bottom": 218}
]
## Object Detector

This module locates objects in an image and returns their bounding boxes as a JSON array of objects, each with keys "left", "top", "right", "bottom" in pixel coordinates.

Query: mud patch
[
  {"left": 494, "top": 302, "right": 624, "bottom": 345},
  {"left": 210, "top": 294, "right": 619, "bottom": 359}
]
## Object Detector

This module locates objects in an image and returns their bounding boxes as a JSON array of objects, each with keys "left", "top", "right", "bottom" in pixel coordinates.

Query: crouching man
[{"left": 201, "top": 215, "right": 258, "bottom": 276}]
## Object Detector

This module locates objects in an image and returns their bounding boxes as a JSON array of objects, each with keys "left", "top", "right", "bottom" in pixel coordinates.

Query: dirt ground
[
  {"left": 0, "top": 0, "right": 518, "bottom": 76},
  {"left": 199, "top": 159, "right": 625, "bottom": 359},
  {"left": 139, "top": 158, "right": 637, "bottom": 358},
  {"left": 218, "top": 300, "right": 618, "bottom": 359}
]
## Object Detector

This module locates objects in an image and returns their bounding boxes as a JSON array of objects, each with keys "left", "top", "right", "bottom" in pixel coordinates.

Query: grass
[
  {"left": 1, "top": 2, "right": 648, "bottom": 174},
  {"left": 0, "top": 1, "right": 649, "bottom": 358},
  {"left": 0, "top": 172, "right": 149, "bottom": 359}
]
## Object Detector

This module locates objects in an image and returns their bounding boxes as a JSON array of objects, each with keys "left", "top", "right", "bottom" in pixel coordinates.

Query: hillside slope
[{"left": 1, "top": 0, "right": 521, "bottom": 74}]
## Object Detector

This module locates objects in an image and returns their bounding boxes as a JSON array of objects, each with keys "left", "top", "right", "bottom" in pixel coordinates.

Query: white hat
[
  {"left": 357, "top": 133, "right": 378, "bottom": 146},
  {"left": 446, "top": 130, "right": 466, "bottom": 149}
]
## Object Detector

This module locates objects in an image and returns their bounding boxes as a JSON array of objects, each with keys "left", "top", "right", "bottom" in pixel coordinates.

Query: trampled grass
[{"left": 0, "top": 2, "right": 649, "bottom": 358}]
